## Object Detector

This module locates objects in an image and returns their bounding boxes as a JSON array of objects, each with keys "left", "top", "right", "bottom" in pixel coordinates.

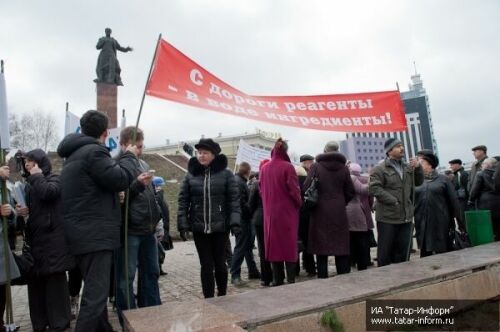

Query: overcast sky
[{"left": 1, "top": 0, "right": 499, "bottom": 164}]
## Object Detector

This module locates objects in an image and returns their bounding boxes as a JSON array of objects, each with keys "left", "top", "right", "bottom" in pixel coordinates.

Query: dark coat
[
  {"left": 304, "top": 152, "right": 355, "bottom": 256},
  {"left": 248, "top": 179, "right": 263, "bottom": 227},
  {"left": 260, "top": 147, "right": 302, "bottom": 262},
  {"left": 24, "top": 149, "right": 74, "bottom": 276},
  {"left": 346, "top": 174, "right": 371, "bottom": 232},
  {"left": 452, "top": 167, "right": 469, "bottom": 200},
  {"left": 495, "top": 163, "right": 500, "bottom": 193},
  {"left": 414, "top": 172, "right": 461, "bottom": 253},
  {"left": 469, "top": 169, "right": 500, "bottom": 221},
  {"left": 235, "top": 173, "right": 251, "bottom": 223},
  {"left": 156, "top": 188, "right": 170, "bottom": 234},
  {"left": 369, "top": 158, "right": 424, "bottom": 224},
  {"left": 468, "top": 156, "right": 487, "bottom": 192},
  {"left": 177, "top": 154, "right": 240, "bottom": 234},
  {"left": 57, "top": 133, "right": 136, "bottom": 255},
  {"left": 125, "top": 158, "right": 161, "bottom": 236}
]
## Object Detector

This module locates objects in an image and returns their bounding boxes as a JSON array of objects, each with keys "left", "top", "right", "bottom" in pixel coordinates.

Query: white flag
[
  {"left": 235, "top": 139, "right": 270, "bottom": 171},
  {"left": 0, "top": 68, "right": 10, "bottom": 149},
  {"left": 64, "top": 110, "right": 81, "bottom": 136},
  {"left": 63, "top": 111, "right": 121, "bottom": 157}
]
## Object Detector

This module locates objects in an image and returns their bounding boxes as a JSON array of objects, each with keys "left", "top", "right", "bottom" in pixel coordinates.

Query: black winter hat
[
  {"left": 421, "top": 153, "right": 439, "bottom": 169},
  {"left": 299, "top": 154, "right": 314, "bottom": 162},
  {"left": 416, "top": 149, "right": 433, "bottom": 157},
  {"left": 384, "top": 138, "right": 403, "bottom": 155},
  {"left": 448, "top": 159, "right": 462, "bottom": 165},
  {"left": 195, "top": 138, "right": 221, "bottom": 155}
]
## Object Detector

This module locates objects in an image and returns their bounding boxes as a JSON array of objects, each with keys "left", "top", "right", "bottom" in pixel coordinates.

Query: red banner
[{"left": 146, "top": 39, "right": 407, "bottom": 132}]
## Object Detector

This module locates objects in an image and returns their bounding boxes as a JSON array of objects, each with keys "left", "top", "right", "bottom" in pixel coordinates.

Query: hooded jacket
[
  {"left": 24, "top": 149, "right": 74, "bottom": 275},
  {"left": 304, "top": 152, "right": 355, "bottom": 256},
  {"left": 177, "top": 154, "right": 240, "bottom": 234},
  {"left": 259, "top": 145, "right": 302, "bottom": 261},
  {"left": 57, "top": 133, "right": 135, "bottom": 255}
]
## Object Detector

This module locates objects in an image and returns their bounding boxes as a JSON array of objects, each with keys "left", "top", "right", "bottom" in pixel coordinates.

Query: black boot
[
  {"left": 271, "top": 262, "right": 285, "bottom": 286},
  {"left": 285, "top": 262, "right": 296, "bottom": 284}
]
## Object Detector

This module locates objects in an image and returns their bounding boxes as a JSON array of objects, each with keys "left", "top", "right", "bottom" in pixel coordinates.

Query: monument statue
[{"left": 94, "top": 28, "right": 133, "bottom": 86}]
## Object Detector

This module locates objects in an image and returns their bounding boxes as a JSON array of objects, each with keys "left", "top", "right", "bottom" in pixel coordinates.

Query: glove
[
  {"left": 179, "top": 230, "right": 189, "bottom": 241},
  {"left": 231, "top": 225, "right": 242, "bottom": 236}
]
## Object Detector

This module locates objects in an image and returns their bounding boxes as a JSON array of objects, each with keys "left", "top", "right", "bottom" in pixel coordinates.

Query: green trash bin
[{"left": 465, "top": 210, "right": 494, "bottom": 246}]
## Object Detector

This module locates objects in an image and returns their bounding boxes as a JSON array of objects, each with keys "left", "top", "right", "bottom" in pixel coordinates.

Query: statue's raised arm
[{"left": 94, "top": 28, "right": 133, "bottom": 86}]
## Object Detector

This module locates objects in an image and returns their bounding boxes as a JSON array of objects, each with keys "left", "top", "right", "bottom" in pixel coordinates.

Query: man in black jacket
[
  {"left": 230, "top": 162, "right": 260, "bottom": 285},
  {"left": 57, "top": 110, "right": 142, "bottom": 332},
  {"left": 449, "top": 159, "right": 469, "bottom": 222},
  {"left": 114, "top": 126, "right": 161, "bottom": 324}
]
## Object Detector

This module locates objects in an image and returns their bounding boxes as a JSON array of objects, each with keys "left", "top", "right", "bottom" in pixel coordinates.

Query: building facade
[
  {"left": 340, "top": 73, "right": 439, "bottom": 172},
  {"left": 145, "top": 129, "right": 279, "bottom": 158}
]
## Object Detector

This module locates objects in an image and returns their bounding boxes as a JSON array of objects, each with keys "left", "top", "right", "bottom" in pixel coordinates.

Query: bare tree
[{"left": 9, "top": 111, "right": 60, "bottom": 152}]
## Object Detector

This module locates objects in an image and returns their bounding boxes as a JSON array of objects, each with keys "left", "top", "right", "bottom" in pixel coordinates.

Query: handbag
[
  {"left": 304, "top": 167, "right": 319, "bottom": 209},
  {"left": 448, "top": 229, "right": 471, "bottom": 251},
  {"left": 11, "top": 233, "right": 34, "bottom": 286}
]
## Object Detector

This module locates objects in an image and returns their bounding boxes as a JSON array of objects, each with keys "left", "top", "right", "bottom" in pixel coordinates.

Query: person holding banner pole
[
  {"left": 1, "top": 165, "right": 20, "bottom": 332},
  {"left": 369, "top": 138, "right": 423, "bottom": 267},
  {"left": 57, "top": 110, "right": 138, "bottom": 332}
]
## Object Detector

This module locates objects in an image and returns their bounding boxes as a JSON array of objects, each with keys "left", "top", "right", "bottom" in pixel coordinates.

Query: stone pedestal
[{"left": 96, "top": 82, "right": 117, "bottom": 128}]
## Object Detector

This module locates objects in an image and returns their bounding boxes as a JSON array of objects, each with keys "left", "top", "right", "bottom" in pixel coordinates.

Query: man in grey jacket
[
  {"left": 369, "top": 138, "right": 424, "bottom": 267},
  {"left": 468, "top": 145, "right": 488, "bottom": 192}
]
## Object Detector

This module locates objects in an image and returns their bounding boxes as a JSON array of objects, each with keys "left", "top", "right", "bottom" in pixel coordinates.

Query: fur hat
[
  {"left": 421, "top": 153, "right": 439, "bottom": 169},
  {"left": 195, "top": 138, "right": 221, "bottom": 155}
]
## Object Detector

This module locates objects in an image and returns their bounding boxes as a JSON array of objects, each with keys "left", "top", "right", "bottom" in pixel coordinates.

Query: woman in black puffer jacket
[
  {"left": 19, "top": 149, "right": 74, "bottom": 332},
  {"left": 177, "top": 138, "right": 240, "bottom": 298}
]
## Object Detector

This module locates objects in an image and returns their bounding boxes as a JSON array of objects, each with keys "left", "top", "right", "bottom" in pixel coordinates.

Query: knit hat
[
  {"left": 195, "top": 138, "right": 221, "bottom": 155},
  {"left": 349, "top": 162, "right": 362, "bottom": 175},
  {"left": 384, "top": 138, "right": 403, "bottom": 155},
  {"left": 421, "top": 153, "right": 439, "bottom": 169},
  {"left": 152, "top": 176, "right": 165, "bottom": 186}
]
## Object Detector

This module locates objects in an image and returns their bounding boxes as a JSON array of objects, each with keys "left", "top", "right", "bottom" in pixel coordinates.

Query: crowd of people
[{"left": 1, "top": 109, "right": 500, "bottom": 332}]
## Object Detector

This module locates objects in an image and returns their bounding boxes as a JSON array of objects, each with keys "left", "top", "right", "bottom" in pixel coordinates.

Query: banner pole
[
  {"left": 123, "top": 33, "right": 162, "bottom": 310},
  {"left": 1, "top": 60, "right": 14, "bottom": 328}
]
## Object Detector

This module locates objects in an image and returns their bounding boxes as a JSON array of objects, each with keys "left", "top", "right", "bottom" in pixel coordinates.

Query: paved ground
[{"left": 10, "top": 237, "right": 393, "bottom": 331}]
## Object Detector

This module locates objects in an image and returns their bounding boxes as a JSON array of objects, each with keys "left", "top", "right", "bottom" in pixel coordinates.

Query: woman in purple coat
[
  {"left": 346, "top": 163, "right": 373, "bottom": 271},
  {"left": 259, "top": 139, "right": 302, "bottom": 285},
  {"left": 304, "top": 141, "right": 354, "bottom": 278}
]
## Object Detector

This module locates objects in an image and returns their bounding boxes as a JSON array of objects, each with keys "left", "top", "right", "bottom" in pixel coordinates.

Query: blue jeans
[
  {"left": 115, "top": 233, "right": 161, "bottom": 323},
  {"left": 230, "top": 221, "right": 259, "bottom": 279}
]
